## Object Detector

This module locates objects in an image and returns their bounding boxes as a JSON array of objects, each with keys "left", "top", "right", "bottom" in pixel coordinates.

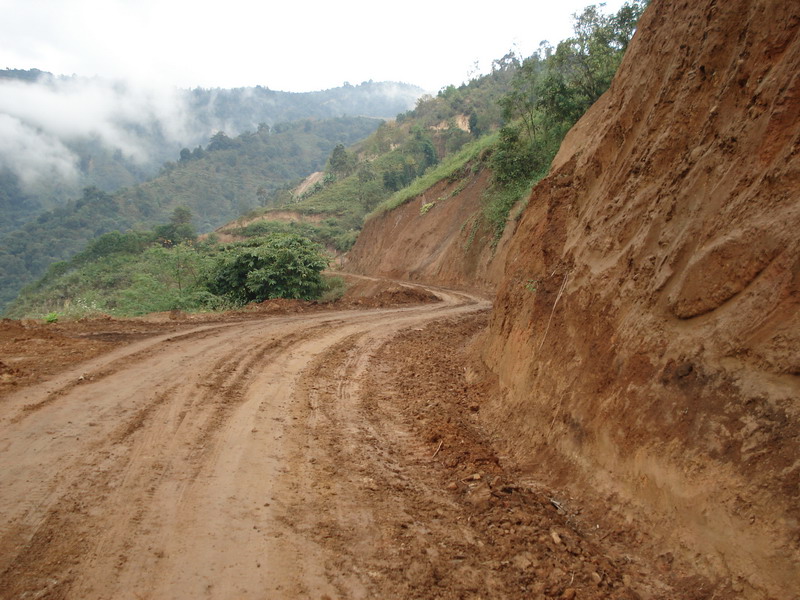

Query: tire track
[{"left": 0, "top": 287, "right": 490, "bottom": 599}]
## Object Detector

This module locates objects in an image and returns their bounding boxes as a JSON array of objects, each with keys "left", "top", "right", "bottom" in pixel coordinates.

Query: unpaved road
[
  {"left": 0, "top": 286, "right": 487, "bottom": 599},
  {"left": 1, "top": 282, "right": 691, "bottom": 599}
]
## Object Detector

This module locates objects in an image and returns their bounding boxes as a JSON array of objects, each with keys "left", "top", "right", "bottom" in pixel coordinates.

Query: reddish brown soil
[
  {"left": 346, "top": 2, "right": 800, "bottom": 597},
  {"left": 478, "top": 1, "right": 799, "bottom": 597},
  {"left": 346, "top": 168, "right": 514, "bottom": 293},
  {"left": 1, "top": 281, "right": 720, "bottom": 599},
  {"left": 0, "top": 275, "right": 438, "bottom": 396},
  {"left": 0, "top": 282, "right": 483, "bottom": 599}
]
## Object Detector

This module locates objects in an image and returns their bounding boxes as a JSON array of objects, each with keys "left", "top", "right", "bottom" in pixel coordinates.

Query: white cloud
[
  {"left": 0, "top": 0, "right": 631, "bottom": 188},
  {"left": 0, "top": 0, "right": 628, "bottom": 93},
  {"left": 0, "top": 74, "right": 195, "bottom": 188},
  {"left": 0, "top": 113, "right": 78, "bottom": 188}
]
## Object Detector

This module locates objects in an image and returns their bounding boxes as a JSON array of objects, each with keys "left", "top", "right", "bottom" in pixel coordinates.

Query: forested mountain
[
  {"left": 0, "top": 70, "right": 422, "bottom": 234},
  {"left": 185, "top": 81, "right": 425, "bottom": 137},
  {"left": 4, "top": 0, "right": 647, "bottom": 317},
  {"left": 0, "top": 116, "right": 381, "bottom": 310},
  {"left": 238, "top": 0, "right": 646, "bottom": 251}
]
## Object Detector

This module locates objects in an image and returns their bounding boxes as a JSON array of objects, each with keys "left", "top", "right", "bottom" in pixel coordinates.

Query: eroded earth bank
[{"left": 347, "top": 0, "right": 800, "bottom": 597}]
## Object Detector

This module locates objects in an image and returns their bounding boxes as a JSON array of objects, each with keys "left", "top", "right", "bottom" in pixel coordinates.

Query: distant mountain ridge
[{"left": 0, "top": 69, "right": 424, "bottom": 228}]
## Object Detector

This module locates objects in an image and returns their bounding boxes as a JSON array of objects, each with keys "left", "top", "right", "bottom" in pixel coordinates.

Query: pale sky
[{"left": 0, "top": 0, "right": 627, "bottom": 92}]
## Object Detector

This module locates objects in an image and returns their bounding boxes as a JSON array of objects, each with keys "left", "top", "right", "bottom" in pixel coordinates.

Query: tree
[
  {"left": 328, "top": 144, "right": 355, "bottom": 178},
  {"left": 154, "top": 208, "right": 196, "bottom": 248},
  {"left": 499, "top": 50, "right": 548, "bottom": 142},
  {"left": 256, "top": 186, "right": 269, "bottom": 206},
  {"left": 207, "top": 131, "right": 236, "bottom": 151},
  {"left": 207, "top": 234, "right": 329, "bottom": 304},
  {"left": 171, "top": 206, "right": 193, "bottom": 225},
  {"left": 537, "top": 1, "right": 647, "bottom": 126}
]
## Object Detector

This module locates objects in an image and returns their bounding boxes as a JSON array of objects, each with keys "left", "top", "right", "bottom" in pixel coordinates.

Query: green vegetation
[
  {"left": 207, "top": 234, "right": 329, "bottom": 304},
  {"left": 236, "top": 54, "right": 523, "bottom": 239},
  {"left": 6, "top": 219, "right": 333, "bottom": 318},
  {"left": 2, "top": 1, "right": 647, "bottom": 318},
  {"left": 0, "top": 73, "right": 423, "bottom": 223},
  {"left": 272, "top": 1, "right": 646, "bottom": 249},
  {"left": 478, "top": 1, "right": 648, "bottom": 240},
  {"left": 0, "top": 116, "right": 380, "bottom": 311},
  {"left": 371, "top": 133, "right": 498, "bottom": 217}
]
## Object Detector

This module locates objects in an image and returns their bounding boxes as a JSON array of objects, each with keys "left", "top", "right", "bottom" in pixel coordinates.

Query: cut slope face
[
  {"left": 346, "top": 168, "right": 512, "bottom": 292},
  {"left": 482, "top": 0, "right": 799, "bottom": 596}
]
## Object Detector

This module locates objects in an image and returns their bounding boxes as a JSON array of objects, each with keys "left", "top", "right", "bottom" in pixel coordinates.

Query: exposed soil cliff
[
  {"left": 348, "top": 0, "right": 798, "bottom": 596},
  {"left": 346, "top": 168, "right": 513, "bottom": 293},
  {"left": 477, "top": 0, "right": 799, "bottom": 596}
]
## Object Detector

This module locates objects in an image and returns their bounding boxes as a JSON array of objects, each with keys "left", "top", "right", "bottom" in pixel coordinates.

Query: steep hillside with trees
[
  {"left": 0, "top": 117, "right": 380, "bottom": 311},
  {"left": 211, "top": 57, "right": 522, "bottom": 255},
  {"left": 346, "top": 0, "right": 646, "bottom": 286},
  {"left": 0, "top": 71, "right": 422, "bottom": 237}
]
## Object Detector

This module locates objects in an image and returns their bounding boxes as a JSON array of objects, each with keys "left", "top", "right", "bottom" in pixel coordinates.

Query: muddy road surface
[
  {"left": 1, "top": 282, "right": 688, "bottom": 599},
  {"left": 0, "top": 286, "right": 482, "bottom": 599}
]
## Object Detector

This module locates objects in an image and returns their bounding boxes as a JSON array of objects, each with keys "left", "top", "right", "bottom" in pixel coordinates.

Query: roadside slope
[
  {"left": 479, "top": 0, "right": 800, "bottom": 596},
  {"left": 346, "top": 168, "right": 512, "bottom": 293}
]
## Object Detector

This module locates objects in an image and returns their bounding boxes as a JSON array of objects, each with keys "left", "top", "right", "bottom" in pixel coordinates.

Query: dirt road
[
  {"left": 1, "top": 282, "right": 693, "bottom": 599},
  {"left": 0, "top": 285, "right": 480, "bottom": 599}
]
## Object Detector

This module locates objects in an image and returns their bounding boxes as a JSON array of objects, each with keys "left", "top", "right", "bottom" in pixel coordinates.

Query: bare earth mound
[{"left": 346, "top": 168, "right": 512, "bottom": 293}]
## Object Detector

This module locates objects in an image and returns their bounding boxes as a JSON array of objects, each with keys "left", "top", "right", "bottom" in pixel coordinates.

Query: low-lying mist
[
  {"left": 0, "top": 71, "right": 422, "bottom": 201},
  {"left": 0, "top": 73, "right": 214, "bottom": 194}
]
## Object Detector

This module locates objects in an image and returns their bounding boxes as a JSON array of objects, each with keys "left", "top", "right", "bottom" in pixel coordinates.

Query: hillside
[
  {"left": 349, "top": 0, "right": 800, "bottom": 596},
  {"left": 0, "top": 42, "right": 525, "bottom": 316},
  {"left": 0, "top": 116, "right": 381, "bottom": 311},
  {"left": 4, "top": 0, "right": 646, "bottom": 318},
  {"left": 231, "top": 58, "right": 523, "bottom": 226},
  {"left": 345, "top": 166, "right": 511, "bottom": 291},
  {"left": 0, "top": 71, "right": 422, "bottom": 236},
  {"left": 206, "top": 59, "right": 524, "bottom": 260}
]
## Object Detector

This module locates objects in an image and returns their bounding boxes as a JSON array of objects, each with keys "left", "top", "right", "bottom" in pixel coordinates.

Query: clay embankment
[
  {"left": 348, "top": 0, "right": 799, "bottom": 596},
  {"left": 346, "top": 168, "right": 513, "bottom": 293},
  {"left": 478, "top": 0, "right": 799, "bottom": 597}
]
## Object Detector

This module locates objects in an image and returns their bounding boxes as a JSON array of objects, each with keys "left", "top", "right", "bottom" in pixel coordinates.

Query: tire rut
[{"left": 0, "top": 288, "right": 490, "bottom": 599}]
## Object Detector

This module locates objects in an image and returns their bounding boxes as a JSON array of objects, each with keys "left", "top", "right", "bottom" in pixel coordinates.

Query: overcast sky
[{"left": 0, "top": 0, "right": 627, "bottom": 93}]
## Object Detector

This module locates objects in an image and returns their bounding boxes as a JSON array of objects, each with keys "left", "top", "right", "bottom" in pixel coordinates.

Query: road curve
[{"left": 0, "top": 284, "right": 489, "bottom": 599}]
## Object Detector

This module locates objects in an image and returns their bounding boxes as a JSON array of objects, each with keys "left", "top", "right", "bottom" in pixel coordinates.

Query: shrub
[{"left": 207, "top": 234, "right": 330, "bottom": 304}]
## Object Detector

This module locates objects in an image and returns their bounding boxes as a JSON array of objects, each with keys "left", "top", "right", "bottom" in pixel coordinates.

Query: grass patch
[
  {"left": 368, "top": 132, "right": 498, "bottom": 219},
  {"left": 482, "top": 178, "right": 536, "bottom": 242},
  {"left": 318, "top": 275, "right": 348, "bottom": 303}
]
